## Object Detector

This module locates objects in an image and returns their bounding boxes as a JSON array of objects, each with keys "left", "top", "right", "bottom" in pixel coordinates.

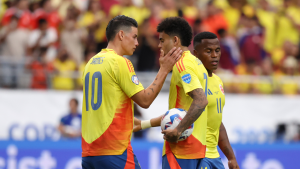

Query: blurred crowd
[{"left": 0, "top": 0, "right": 300, "bottom": 94}]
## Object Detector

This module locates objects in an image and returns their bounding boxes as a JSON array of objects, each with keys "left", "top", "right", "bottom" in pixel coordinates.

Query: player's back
[
  {"left": 206, "top": 73, "right": 225, "bottom": 158},
  {"left": 81, "top": 49, "right": 144, "bottom": 157},
  {"left": 164, "top": 51, "right": 208, "bottom": 159}
]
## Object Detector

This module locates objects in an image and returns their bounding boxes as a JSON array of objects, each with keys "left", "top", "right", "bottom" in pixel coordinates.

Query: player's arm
[
  {"left": 133, "top": 115, "right": 163, "bottom": 132},
  {"left": 218, "top": 122, "right": 240, "bottom": 169},
  {"left": 162, "top": 88, "right": 207, "bottom": 142},
  {"left": 131, "top": 47, "right": 182, "bottom": 108}
]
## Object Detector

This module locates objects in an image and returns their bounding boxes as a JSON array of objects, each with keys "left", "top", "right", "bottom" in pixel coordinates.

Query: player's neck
[
  {"left": 106, "top": 42, "right": 125, "bottom": 56},
  {"left": 207, "top": 68, "right": 213, "bottom": 77},
  {"left": 179, "top": 46, "right": 189, "bottom": 53}
]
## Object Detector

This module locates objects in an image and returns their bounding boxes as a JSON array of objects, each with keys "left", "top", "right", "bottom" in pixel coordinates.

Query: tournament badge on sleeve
[
  {"left": 131, "top": 75, "right": 139, "bottom": 85},
  {"left": 182, "top": 74, "right": 191, "bottom": 84},
  {"left": 219, "top": 84, "right": 224, "bottom": 94}
]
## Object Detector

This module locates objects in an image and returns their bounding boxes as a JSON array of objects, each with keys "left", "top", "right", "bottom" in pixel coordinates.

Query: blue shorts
[
  {"left": 82, "top": 148, "right": 141, "bottom": 169},
  {"left": 199, "top": 157, "right": 225, "bottom": 169},
  {"left": 162, "top": 153, "right": 202, "bottom": 169}
]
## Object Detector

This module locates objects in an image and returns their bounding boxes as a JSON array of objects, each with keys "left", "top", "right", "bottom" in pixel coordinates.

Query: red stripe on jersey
[
  {"left": 175, "top": 63, "right": 181, "bottom": 73},
  {"left": 165, "top": 143, "right": 182, "bottom": 169},
  {"left": 180, "top": 55, "right": 186, "bottom": 71},
  {"left": 124, "top": 58, "right": 132, "bottom": 72},
  {"left": 124, "top": 143, "right": 135, "bottom": 169},
  {"left": 178, "top": 61, "right": 184, "bottom": 72}
]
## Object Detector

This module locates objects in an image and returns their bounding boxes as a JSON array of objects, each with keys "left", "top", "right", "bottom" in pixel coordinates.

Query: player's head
[
  {"left": 70, "top": 98, "right": 78, "bottom": 113},
  {"left": 106, "top": 15, "right": 138, "bottom": 56},
  {"left": 157, "top": 17, "right": 192, "bottom": 55},
  {"left": 193, "top": 32, "right": 221, "bottom": 72}
]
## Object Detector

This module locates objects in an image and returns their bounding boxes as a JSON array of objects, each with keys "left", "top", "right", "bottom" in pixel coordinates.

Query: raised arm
[
  {"left": 131, "top": 47, "right": 182, "bottom": 108},
  {"left": 218, "top": 122, "right": 240, "bottom": 169},
  {"left": 162, "top": 88, "right": 208, "bottom": 142}
]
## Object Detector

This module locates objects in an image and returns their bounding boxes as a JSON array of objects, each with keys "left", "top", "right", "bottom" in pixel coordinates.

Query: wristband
[{"left": 141, "top": 120, "right": 151, "bottom": 130}]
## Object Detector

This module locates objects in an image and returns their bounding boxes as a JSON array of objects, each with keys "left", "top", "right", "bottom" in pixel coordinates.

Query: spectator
[
  {"left": 78, "top": 0, "right": 106, "bottom": 52},
  {"left": 135, "top": 19, "right": 159, "bottom": 71},
  {"left": 252, "top": 57, "right": 274, "bottom": 94},
  {"left": 1, "top": 0, "right": 32, "bottom": 29},
  {"left": 160, "top": 0, "right": 178, "bottom": 18},
  {"left": 32, "top": 0, "right": 61, "bottom": 32},
  {"left": 58, "top": 98, "right": 82, "bottom": 139},
  {"left": 61, "top": 17, "right": 87, "bottom": 66},
  {"left": 256, "top": 0, "right": 276, "bottom": 52},
  {"left": 109, "top": 0, "right": 147, "bottom": 25},
  {"left": 27, "top": 18, "right": 58, "bottom": 62},
  {"left": 26, "top": 47, "right": 54, "bottom": 89},
  {"left": 275, "top": 0, "right": 300, "bottom": 48},
  {"left": 0, "top": 15, "right": 29, "bottom": 88},
  {"left": 180, "top": 0, "right": 199, "bottom": 26},
  {"left": 52, "top": 47, "right": 76, "bottom": 90},
  {"left": 201, "top": 1, "right": 228, "bottom": 35},
  {"left": 237, "top": 15, "right": 267, "bottom": 65},
  {"left": 217, "top": 28, "right": 240, "bottom": 71},
  {"left": 276, "top": 56, "right": 299, "bottom": 95}
]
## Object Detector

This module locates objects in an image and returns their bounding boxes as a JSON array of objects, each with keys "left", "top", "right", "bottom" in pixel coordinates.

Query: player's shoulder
[{"left": 173, "top": 51, "right": 197, "bottom": 72}]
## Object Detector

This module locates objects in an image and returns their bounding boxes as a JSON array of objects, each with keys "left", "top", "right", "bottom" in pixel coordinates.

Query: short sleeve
[
  {"left": 174, "top": 58, "right": 202, "bottom": 95},
  {"left": 116, "top": 57, "right": 144, "bottom": 98}
]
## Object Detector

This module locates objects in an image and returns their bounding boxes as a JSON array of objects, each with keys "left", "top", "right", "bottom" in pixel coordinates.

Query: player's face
[
  {"left": 122, "top": 26, "right": 139, "bottom": 56},
  {"left": 194, "top": 38, "right": 221, "bottom": 71},
  {"left": 158, "top": 32, "right": 174, "bottom": 56}
]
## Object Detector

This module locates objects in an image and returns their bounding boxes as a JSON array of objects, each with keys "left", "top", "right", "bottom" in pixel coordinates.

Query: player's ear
[
  {"left": 174, "top": 36, "right": 180, "bottom": 46},
  {"left": 193, "top": 49, "right": 197, "bottom": 56},
  {"left": 118, "top": 30, "right": 124, "bottom": 41}
]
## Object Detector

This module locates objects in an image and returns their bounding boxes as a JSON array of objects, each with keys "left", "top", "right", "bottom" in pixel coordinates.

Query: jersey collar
[{"left": 101, "top": 48, "right": 118, "bottom": 55}]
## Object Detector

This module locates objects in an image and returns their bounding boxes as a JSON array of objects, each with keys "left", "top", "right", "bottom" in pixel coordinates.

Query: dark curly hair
[
  {"left": 106, "top": 15, "right": 138, "bottom": 42},
  {"left": 157, "top": 17, "right": 192, "bottom": 47},
  {"left": 193, "top": 32, "right": 218, "bottom": 48}
]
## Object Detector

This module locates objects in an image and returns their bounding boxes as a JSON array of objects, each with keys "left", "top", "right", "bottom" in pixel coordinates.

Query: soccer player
[
  {"left": 134, "top": 32, "right": 239, "bottom": 169},
  {"left": 148, "top": 17, "right": 209, "bottom": 168},
  {"left": 194, "top": 32, "right": 239, "bottom": 169},
  {"left": 81, "top": 15, "right": 182, "bottom": 169}
]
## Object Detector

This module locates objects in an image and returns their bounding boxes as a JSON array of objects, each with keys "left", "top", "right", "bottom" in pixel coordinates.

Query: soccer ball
[{"left": 161, "top": 108, "right": 194, "bottom": 141}]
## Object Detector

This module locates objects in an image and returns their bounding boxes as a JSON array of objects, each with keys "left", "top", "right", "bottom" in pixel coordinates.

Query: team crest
[
  {"left": 182, "top": 74, "right": 191, "bottom": 84},
  {"left": 131, "top": 75, "right": 139, "bottom": 85},
  {"left": 219, "top": 84, "right": 224, "bottom": 94}
]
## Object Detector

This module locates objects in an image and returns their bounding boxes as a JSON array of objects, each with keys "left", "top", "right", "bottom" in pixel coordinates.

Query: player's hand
[
  {"left": 228, "top": 159, "right": 239, "bottom": 169},
  {"left": 159, "top": 47, "right": 182, "bottom": 73},
  {"left": 133, "top": 118, "right": 142, "bottom": 132},
  {"left": 161, "top": 128, "right": 181, "bottom": 143}
]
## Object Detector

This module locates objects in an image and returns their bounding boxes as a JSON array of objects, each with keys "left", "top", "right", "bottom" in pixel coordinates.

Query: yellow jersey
[
  {"left": 205, "top": 73, "right": 225, "bottom": 158},
  {"left": 163, "top": 51, "right": 208, "bottom": 159},
  {"left": 52, "top": 59, "right": 76, "bottom": 90},
  {"left": 81, "top": 49, "right": 144, "bottom": 157}
]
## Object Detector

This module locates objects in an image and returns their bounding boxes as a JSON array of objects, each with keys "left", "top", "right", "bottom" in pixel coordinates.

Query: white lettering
[
  {"left": 19, "top": 157, "right": 36, "bottom": 169},
  {"left": 149, "top": 147, "right": 161, "bottom": 169},
  {"left": 242, "top": 153, "right": 261, "bottom": 169},
  {"left": 7, "top": 145, "right": 17, "bottom": 169},
  {"left": 65, "top": 157, "right": 82, "bottom": 169},
  {"left": 38, "top": 151, "right": 56, "bottom": 169}
]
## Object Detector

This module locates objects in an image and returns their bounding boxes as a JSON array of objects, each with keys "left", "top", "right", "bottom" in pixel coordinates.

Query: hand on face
[{"left": 159, "top": 47, "right": 182, "bottom": 73}]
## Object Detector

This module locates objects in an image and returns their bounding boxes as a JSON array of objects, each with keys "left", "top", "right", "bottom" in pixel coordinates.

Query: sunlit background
[{"left": 0, "top": 0, "right": 300, "bottom": 168}]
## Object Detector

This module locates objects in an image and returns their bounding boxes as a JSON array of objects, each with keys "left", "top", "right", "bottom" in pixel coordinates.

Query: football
[{"left": 161, "top": 108, "right": 194, "bottom": 141}]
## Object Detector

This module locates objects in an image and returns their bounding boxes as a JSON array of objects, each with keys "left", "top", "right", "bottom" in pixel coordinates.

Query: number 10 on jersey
[{"left": 85, "top": 72, "right": 103, "bottom": 111}]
